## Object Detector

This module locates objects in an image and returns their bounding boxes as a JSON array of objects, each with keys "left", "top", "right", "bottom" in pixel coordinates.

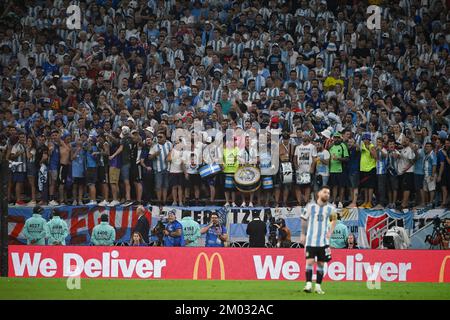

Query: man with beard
[{"left": 300, "top": 186, "right": 337, "bottom": 295}]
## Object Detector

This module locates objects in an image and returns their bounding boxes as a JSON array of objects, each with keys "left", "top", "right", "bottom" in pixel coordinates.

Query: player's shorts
[{"left": 305, "top": 245, "right": 332, "bottom": 262}]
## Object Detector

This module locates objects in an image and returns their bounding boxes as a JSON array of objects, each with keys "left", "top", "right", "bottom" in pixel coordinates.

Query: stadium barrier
[
  {"left": 9, "top": 205, "right": 426, "bottom": 248},
  {"left": 8, "top": 245, "right": 450, "bottom": 282}
]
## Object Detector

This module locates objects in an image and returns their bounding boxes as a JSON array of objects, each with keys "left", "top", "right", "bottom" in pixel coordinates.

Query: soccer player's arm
[
  {"left": 327, "top": 210, "right": 338, "bottom": 239},
  {"left": 300, "top": 206, "right": 310, "bottom": 244}
]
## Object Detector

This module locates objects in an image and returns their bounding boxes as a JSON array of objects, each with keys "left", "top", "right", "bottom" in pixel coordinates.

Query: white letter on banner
[
  {"left": 63, "top": 253, "right": 84, "bottom": 277},
  {"left": 366, "top": 5, "right": 381, "bottom": 30},
  {"left": 11, "top": 252, "right": 41, "bottom": 277},
  {"left": 66, "top": 5, "right": 81, "bottom": 30},
  {"left": 39, "top": 258, "right": 57, "bottom": 277}
]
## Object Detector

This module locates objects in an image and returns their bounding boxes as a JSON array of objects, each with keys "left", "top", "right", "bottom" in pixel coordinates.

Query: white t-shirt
[
  {"left": 398, "top": 146, "right": 415, "bottom": 174},
  {"left": 294, "top": 143, "right": 317, "bottom": 172},
  {"left": 316, "top": 149, "right": 331, "bottom": 177},
  {"left": 183, "top": 144, "right": 204, "bottom": 174},
  {"left": 168, "top": 148, "right": 184, "bottom": 173}
]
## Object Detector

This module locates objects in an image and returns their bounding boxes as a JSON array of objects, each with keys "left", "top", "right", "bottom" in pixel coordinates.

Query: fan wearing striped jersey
[{"left": 300, "top": 185, "right": 337, "bottom": 294}]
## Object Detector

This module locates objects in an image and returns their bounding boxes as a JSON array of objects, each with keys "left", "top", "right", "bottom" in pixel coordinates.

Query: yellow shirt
[
  {"left": 223, "top": 147, "right": 239, "bottom": 173},
  {"left": 360, "top": 143, "right": 376, "bottom": 172}
]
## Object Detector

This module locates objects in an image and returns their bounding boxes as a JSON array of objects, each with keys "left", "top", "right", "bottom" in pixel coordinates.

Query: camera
[
  {"left": 424, "top": 216, "right": 449, "bottom": 249},
  {"left": 151, "top": 214, "right": 168, "bottom": 246},
  {"left": 267, "top": 214, "right": 278, "bottom": 248}
]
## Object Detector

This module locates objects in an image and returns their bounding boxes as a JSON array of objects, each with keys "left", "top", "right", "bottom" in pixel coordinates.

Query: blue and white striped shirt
[
  {"left": 302, "top": 202, "right": 335, "bottom": 247},
  {"left": 151, "top": 141, "right": 172, "bottom": 172},
  {"left": 423, "top": 151, "right": 437, "bottom": 177}
]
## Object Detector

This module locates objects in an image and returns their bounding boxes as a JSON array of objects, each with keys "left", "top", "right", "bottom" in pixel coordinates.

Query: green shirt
[
  {"left": 91, "top": 222, "right": 116, "bottom": 246},
  {"left": 330, "top": 220, "right": 349, "bottom": 249},
  {"left": 220, "top": 100, "right": 232, "bottom": 115},
  {"left": 46, "top": 216, "right": 69, "bottom": 245},
  {"left": 180, "top": 217, "right": 201, "bottom": 247},
  {"left": 360, "top": 142, "right": 377, "bottom": 172},
  {"left": 23, "top": 214, "right": 48, "bottom": 245},
  {"left": 329, "top": 143, "right": 349, "bottom": 173},
  {"left": 223, "top": 147, "right": 239, "bottom": 173}
]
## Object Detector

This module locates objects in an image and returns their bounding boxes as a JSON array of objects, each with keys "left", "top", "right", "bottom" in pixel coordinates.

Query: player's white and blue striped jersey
[{"left": 302, "top": 202, "right": 335, "bottom": 247}]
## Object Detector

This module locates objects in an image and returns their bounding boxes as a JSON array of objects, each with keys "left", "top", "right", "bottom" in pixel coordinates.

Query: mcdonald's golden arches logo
[
  {"left": 439, "top": 255, "right": 450, "bottom": 283},
  {"left": 193, "top": 252, "right": 225, "bottom": 280}
]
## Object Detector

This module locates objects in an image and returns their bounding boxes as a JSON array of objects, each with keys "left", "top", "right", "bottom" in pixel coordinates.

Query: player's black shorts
[{"left": 305, "top": 245, "right": 332, "bottom": 262}]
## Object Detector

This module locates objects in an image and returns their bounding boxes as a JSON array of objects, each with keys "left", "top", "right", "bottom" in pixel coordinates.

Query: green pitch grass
[{"left": 0, "top": 278, "right": 449, "bottom": 300}]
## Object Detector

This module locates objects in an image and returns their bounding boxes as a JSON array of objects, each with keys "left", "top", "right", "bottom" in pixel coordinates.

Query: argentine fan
[{"left": 300, "top": 185, "right": 337, "bottom": 294}]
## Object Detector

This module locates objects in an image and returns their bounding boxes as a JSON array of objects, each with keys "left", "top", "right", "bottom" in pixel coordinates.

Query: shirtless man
[{"left": 58, "top": 134, "right": 72, "bottom": 204}]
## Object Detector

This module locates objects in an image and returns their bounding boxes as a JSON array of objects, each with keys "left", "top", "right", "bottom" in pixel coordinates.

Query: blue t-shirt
[
  {"left": 49, "top": 143, "right": 60, "bottom": 171},
  {"left": 163, "top": 220, "right": 185, "bottom": 247},
  {"left": 72, "top": 148, "right": 86, "bottom": 178},
  {"left": 86, "top": 145, "right": 99, "bottom": 168},
  {"left": 348, "top": 147, "right": 360, "bottom": 174},
  {"left": 205, "top": 225, "right": 227, "bottom": 247}
]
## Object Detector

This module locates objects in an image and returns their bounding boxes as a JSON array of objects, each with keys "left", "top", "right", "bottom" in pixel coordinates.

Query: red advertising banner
[{"left": 8, "top": 245, "right": 450, "bottom": 283}]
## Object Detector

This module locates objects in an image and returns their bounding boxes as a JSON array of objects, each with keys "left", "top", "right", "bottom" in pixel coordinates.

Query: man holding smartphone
[{"left": 201, "top": 212, "right": 228, "bottom": 247}]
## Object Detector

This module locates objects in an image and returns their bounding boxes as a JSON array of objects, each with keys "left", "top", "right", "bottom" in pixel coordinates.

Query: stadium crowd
[{"left": 0, "top": 0, "right": 449, "bottom": 212}]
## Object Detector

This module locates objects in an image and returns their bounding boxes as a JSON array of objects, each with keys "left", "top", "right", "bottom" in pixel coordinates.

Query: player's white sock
[
  {"left": 305, "top": 281, "right": 312, "bottom": 289},
  {"left": 315, "top": 283, "right": 321, "bottom": 290}
]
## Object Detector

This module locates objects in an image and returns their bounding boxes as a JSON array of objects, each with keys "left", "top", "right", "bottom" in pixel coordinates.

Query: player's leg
[
  {"left": 315, "top": 261, "right": 325, "bottom": 294},
  {"left": 303, "top": 257, "right": 315, "bottom": 293}
]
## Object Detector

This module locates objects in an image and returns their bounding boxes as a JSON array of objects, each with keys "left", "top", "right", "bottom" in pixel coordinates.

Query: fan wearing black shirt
[
  {"left": 246, "top": 211, "right": 267, "bottom": 248},
  {"left": 130, "top": 130, "right": 143, "bottom": 205}
]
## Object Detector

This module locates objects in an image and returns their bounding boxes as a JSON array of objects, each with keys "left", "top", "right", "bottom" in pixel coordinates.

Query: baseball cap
[
  {"left": 333, "top": 132, "right": 342, "bottom": 138},
  {"left": 271, "top": 116, "right": 279, "bottom": 123},
  {"left": 127, "top": 117, "right": 135, "bottom": 123},
  {"left": 145, "top": 126, "right": 155, "bottom": 134}
]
